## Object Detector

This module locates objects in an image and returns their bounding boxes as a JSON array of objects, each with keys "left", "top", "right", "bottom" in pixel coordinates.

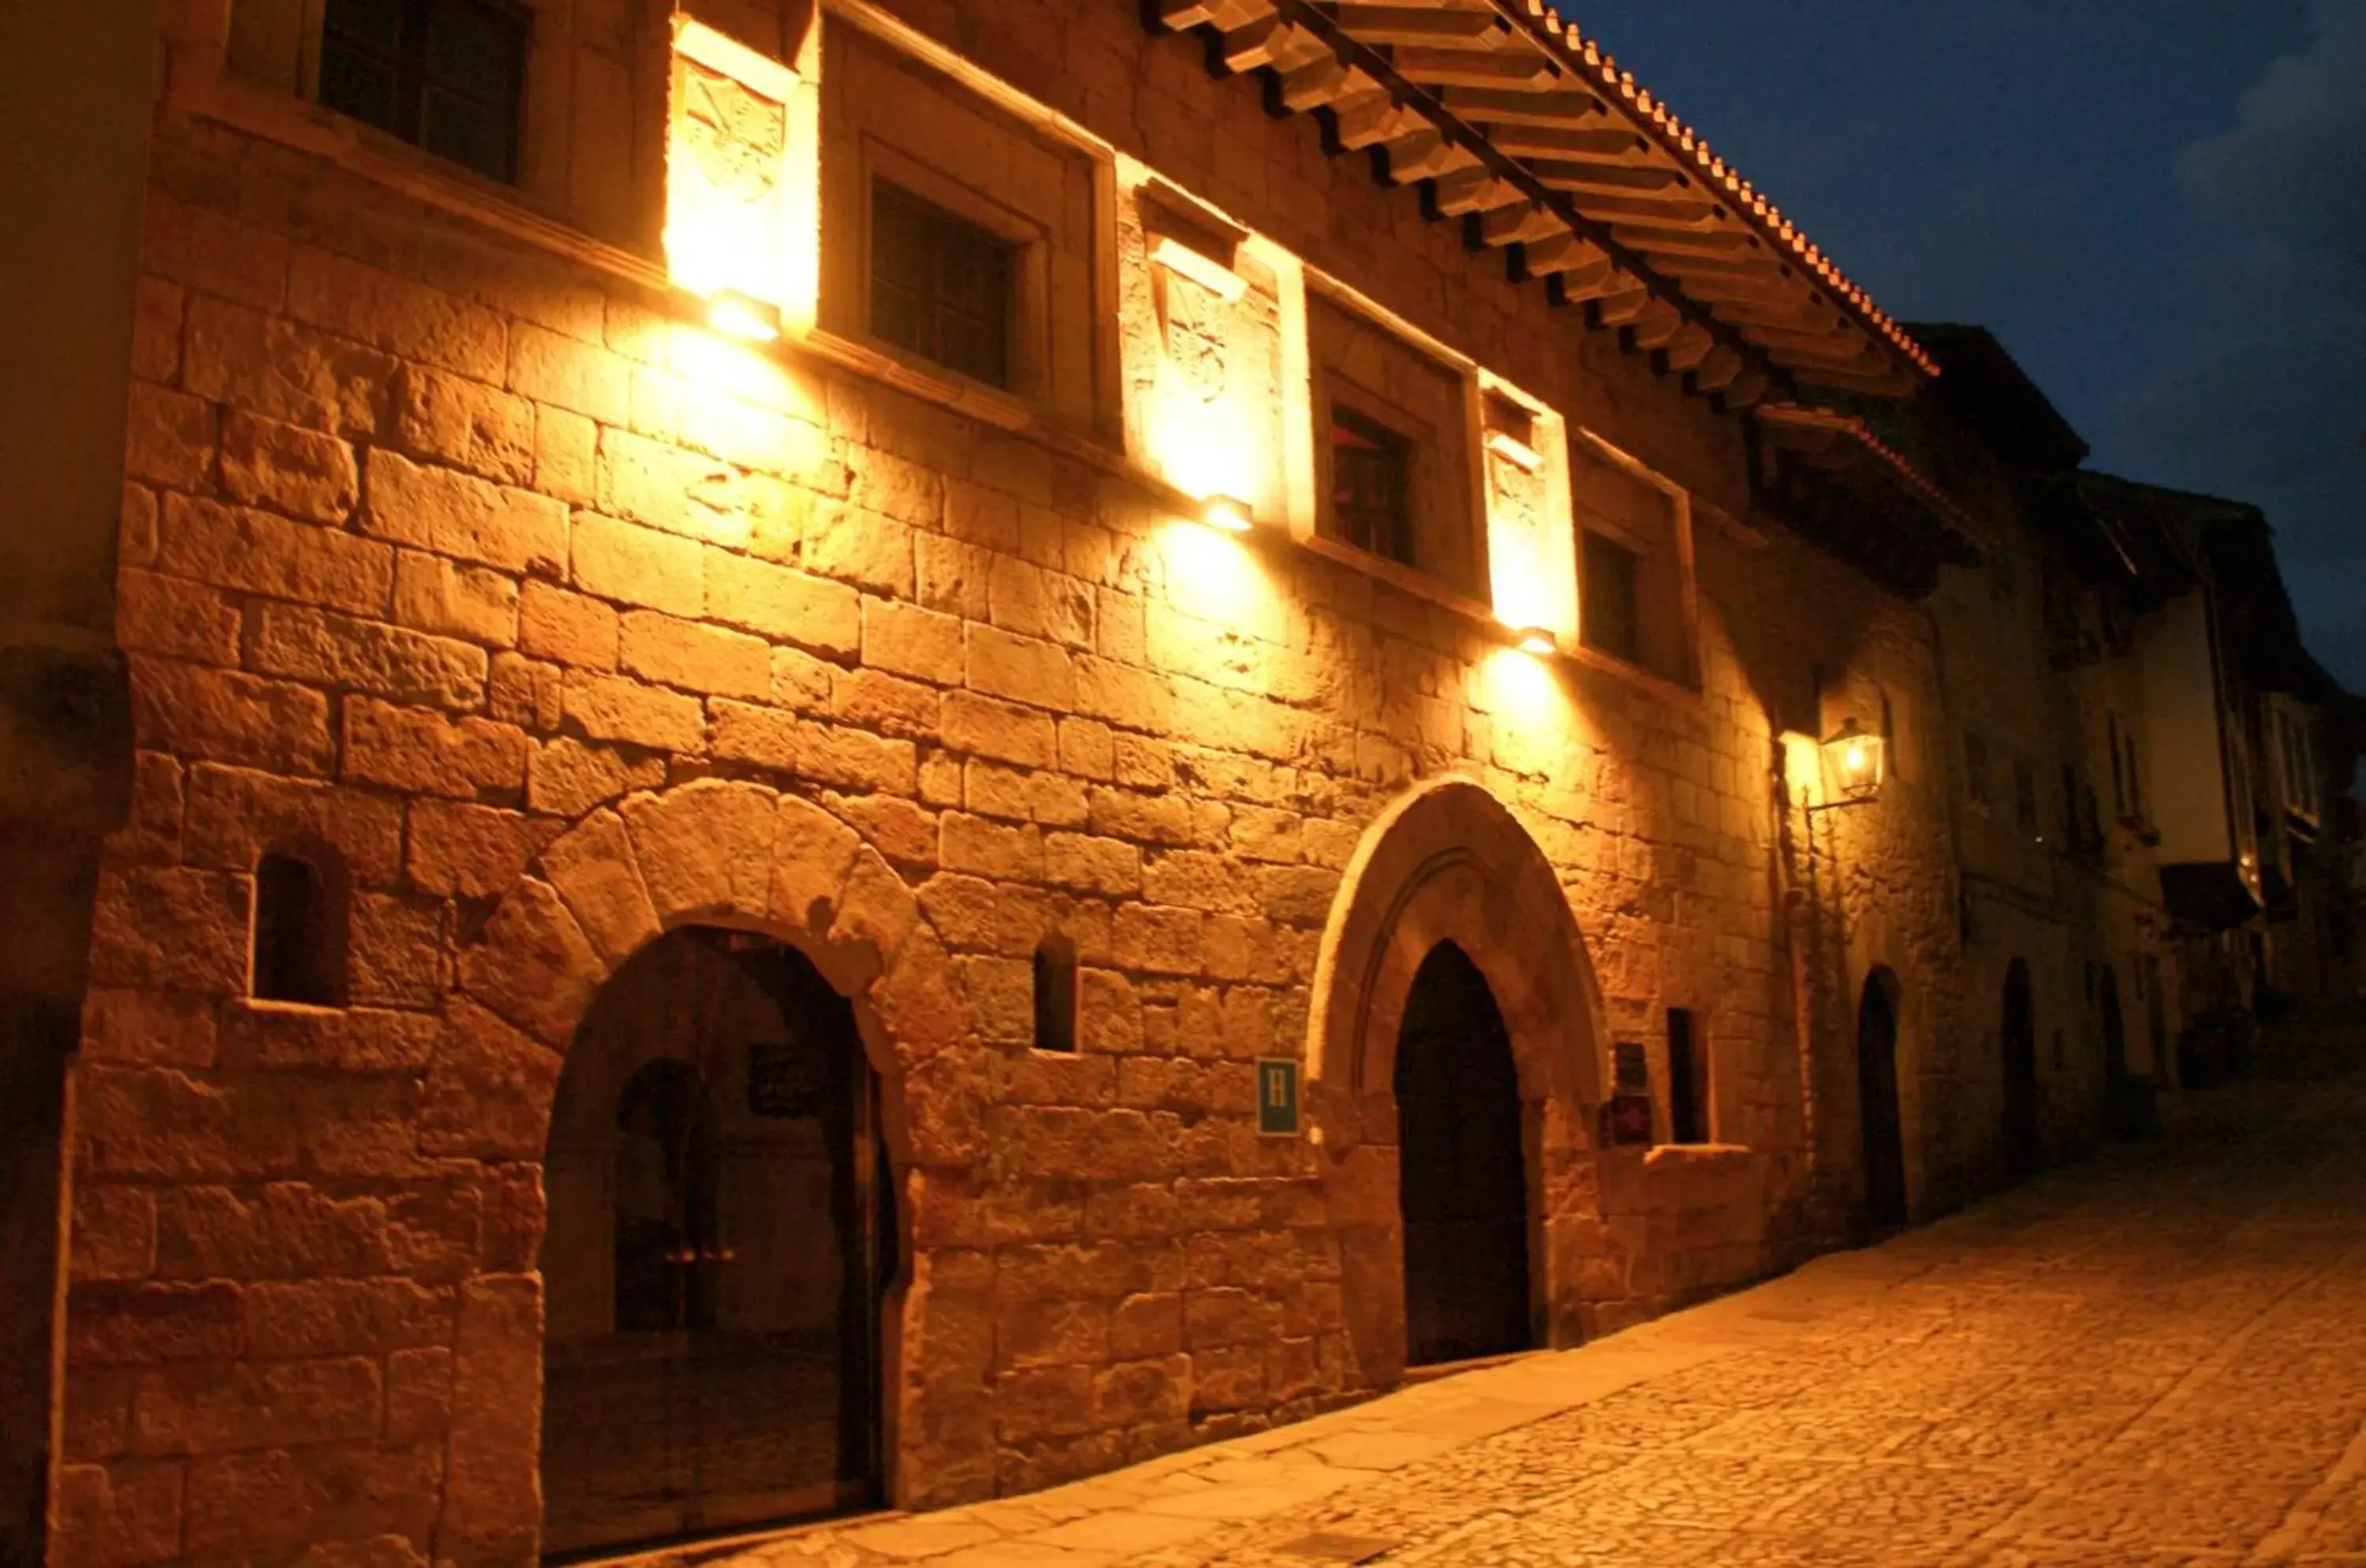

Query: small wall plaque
[{"left": 1255, "top": 1057, "right": 1300, "bottom": 1137}]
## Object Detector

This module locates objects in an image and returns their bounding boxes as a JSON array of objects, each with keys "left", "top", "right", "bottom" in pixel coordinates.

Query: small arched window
[
  {"left": 1032, "top": 933, "right": 1078, "bottom": 1054},
  {"left": 253, "top": 847, "right": 349, "bottom": 1006}
]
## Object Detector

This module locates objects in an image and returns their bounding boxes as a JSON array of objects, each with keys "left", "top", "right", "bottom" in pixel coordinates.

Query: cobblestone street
[{"left": 715, "top": 1057, "right": 2366, "bottom": 1568}]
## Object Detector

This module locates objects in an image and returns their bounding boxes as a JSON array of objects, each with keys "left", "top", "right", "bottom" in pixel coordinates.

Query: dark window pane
[
  {"left": 325, "top": 0, "right": 405, "bottom": 50},
  {"left": 316, "top": 0, "right": 525, "bottom": 185},
  {"left": 1666, "top": 1008, "right": 1703, "bottom": 1145},
  {"left": 1331, "top": 405, "right": 1413, "bottom": 566},
  {"left": 425, "top": 0, "right": 521, "bottom": 98},
  {"left": 420, "top": 87, "right": 516, "bottom": 181},
  {"left": 318, "top": 47, "right": 401, "bottom": 133},
  {"left": 868, "top": 181, "right": 1013, "bottom": 390},
  {"left": 1581, "top": 530, "right": 1640, "bottom": 663}
]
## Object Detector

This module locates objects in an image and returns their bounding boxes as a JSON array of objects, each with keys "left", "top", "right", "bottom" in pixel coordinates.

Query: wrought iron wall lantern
[{"left": 1810, "top": 716, "right": 1886, "bottom": 811}]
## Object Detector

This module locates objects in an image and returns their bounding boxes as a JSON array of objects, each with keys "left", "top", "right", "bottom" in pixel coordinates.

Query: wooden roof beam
[
  {"left": 1438, "top": 85, "right": 1605, "bottom": 124},
  {"left": 1472, "top": 200, "right": 1568, "bottom": 245},
  {"left": 1433, "top": 167, "right": 1527, "bottom": 217},
  {"left": 1391, "top": 45, "right": 1562, "bottom": 90},
  {"left": 1329, "top": 5, "right": 1513, "bottom": 45},
  {"left": 1479, "top": 124, "right": 1641, "bottom": 161}
]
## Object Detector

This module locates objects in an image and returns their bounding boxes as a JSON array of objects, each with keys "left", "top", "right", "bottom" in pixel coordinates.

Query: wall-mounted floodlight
[{"left": 1201, "top": 494, "right": 1256, "bottom": 533}]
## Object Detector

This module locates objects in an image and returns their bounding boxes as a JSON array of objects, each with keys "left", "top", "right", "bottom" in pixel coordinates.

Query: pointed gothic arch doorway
[
  {"left": 540, "top": 928, "right": 893, "bottom": 1559},
  {"left": 1857, "top": 968, "right": 1908, "bottom": 1229},
  {"left": 1395, "top": 940, "right": 1532, "bottom": 1367},
  {"left": 2001, "top": 958, "right": 2040, "bottom": 1180}
]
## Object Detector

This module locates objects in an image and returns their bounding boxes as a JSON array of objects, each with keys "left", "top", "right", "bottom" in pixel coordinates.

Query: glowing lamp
[
  {"left": 1148, "top": 234, "right": 1248, "bottom": 303},
  {"left": 1486, "top": 429, "right": 1543, "bottom": 472},
  {"left": 1513, "top": 625, "right": 1559, "bottom": 657},
  {"left": 1201, "top": 494, "right": 1255, "bottom": 533},
  {"left": 706, "top": 289, "right": 783, "bottom": 344},
  {"left": 1815, "top": 716, "right": 1886, "bottom": 808}
]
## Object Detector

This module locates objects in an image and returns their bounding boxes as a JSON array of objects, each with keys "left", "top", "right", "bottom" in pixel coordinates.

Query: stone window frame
[
  {"left": 210, "top": 0, "right": 673, "bottom": 252},
  {"left": 1292, "top": 274, "right": 1498, "bottom": 622},
  {"left": 1566, "top": 428, "right": 1702, "bottom": 695},
  {"left": 814, "top": 5, "right": 1122, "bottom": 444}
]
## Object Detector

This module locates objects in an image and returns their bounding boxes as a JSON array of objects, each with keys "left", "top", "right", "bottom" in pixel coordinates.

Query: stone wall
[{"left": 55, "top": 2, "right": 2002, "bottom": 1563}]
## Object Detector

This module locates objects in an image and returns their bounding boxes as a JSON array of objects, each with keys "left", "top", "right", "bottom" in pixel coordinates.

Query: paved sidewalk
[{"left": 699, "top": 1061, "right": 2366, "bottom": 1567}]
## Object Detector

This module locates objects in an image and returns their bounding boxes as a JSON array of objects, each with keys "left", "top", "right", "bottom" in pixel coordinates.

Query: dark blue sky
[{"left": 1566, "top": 1, "right": 2365, "bottom": 691}]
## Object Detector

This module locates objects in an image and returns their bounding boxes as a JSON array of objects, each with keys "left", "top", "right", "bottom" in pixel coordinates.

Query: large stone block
[
  {"left": 620, "top": 778, "right": 777, "bottom": 920},
  {"left": 539, "top": 808, "right": 660, "bottom": 966},
  {"left": 439, "top": 1275, "right": 543, "bottom": 1566},
  {"left": 289, "top": 246, "right": 506, "bottom": 381},
  {"left": 130, "top": 1355, "right": 383, "bottom": 1456},
  {"left": 391, "top": 553, "right": 521, "bottom": 648},
  {"left": 453, "top": 878, "right": 600, "bottom": 1050},
  {"left": 618, "top": 610, "right": 770, "bottom": 701},
  {"left": 181, "top": 1441, "right": 442, "bottom": 1559},
  {"left": 182, "top": 761, "right": 406, "bottom": 885},
  {"left": 219, "top": 410, "right": 360, "bottom": 524},
  {"left": 117, "top": 568, "right": 241, "bottom": 666},
  {"left": 394, "top": 366, "right": 536, "bottom": 487},
  {"left": 249, "top": 603, "right": 490, "bottom": 711},
  {"left": 132, "top": 656, "right": 338, "bottom": 778},
  {"left": 183, "top": 294, "right": 396, "bottom": 436},
  {"left": 88, "top": 865, "right": 251, "bottom": 995},
  {"left": 363, "top": 450, "right": 567, "bottom": 578},
  {"left": 156, "top": 493, "right": 394, "bottom": 615},
  {"left": 343, "top": 699, "right": 527, "bottom": 800},
  {"left": 702, "top": 551, "right": 860, "bottom": 660},
  {"left": 404, "top": 801, "right": 559, "bottom": 899},
  {"left": 569, "top": 510, "right": 703, "bottom": 616}
]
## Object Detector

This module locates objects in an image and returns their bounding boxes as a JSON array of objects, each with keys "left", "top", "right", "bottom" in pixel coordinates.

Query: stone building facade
[{"left": 19, "top": 1, "right": 2357, "bottom": 1566}]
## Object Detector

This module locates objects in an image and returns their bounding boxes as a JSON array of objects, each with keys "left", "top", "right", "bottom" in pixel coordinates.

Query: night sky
[{"left": 1564, "top": 1, "right": 2364, "bottom": 695}]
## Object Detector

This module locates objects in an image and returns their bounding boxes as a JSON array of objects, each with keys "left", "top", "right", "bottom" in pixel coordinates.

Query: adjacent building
[{"left": 2, "top": 2, "right": 2356, "bottom": 1565}]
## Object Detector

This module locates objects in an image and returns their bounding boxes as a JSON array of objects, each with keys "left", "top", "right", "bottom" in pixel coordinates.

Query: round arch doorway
[
  {"left": 540, "top": 928, "right": 894, "bottom": 1559},
  {"left": 1395, "top": 940, "right": 1532, "bottom": 1367}
]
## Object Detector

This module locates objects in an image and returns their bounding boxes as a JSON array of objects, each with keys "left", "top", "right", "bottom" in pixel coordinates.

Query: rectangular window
[
  {"left": 1330, "top": 405, "right": 1416, "bottom": 567},
  {"left": 1571, "top": 437, "right": 1693, "bottom": 684},
  {"left": 317, "top": 0, "right": 531, "bottom": 183},
  {"left": 869, "top": 180, "right": 1014, "bottom": 389},
  {"left": 1308, "top": 292, "right": 1479, "bottom": 595},
  {"left": 1964, "top": 733, "right": 1992, "bottom": 810},
  {"left": 821, "top": 19, "right": 1107, "bottom": 426},
  {"left": 1666, "top": 1007, "right": 1708, "bottom": 1145},
  {"left": 1580, "top": 531, "right": 1641, "bottom": 664}
]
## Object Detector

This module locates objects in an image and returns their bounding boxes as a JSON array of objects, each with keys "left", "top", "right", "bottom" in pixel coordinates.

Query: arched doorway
[
  {"left": 1856, "top": 970, "right": 1908, "bottom": 1229},
  {"left": 1395, "top": 941, "right": 1531, "bottom": 1366},
  {"left": 541, "top": 928, "right": 891, "bottom": 1557},
  {"left": 2001, "top": 958, "right": 2039, "bottom": 1179}
]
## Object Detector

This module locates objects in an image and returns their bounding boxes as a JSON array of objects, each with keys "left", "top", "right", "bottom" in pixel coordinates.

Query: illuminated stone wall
[{"left": 53, "top": 1, "right": 2025, "bottom": 1562}]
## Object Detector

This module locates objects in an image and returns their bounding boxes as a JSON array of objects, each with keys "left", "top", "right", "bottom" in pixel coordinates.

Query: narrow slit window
[
  {"left": 253, "top": 850, "right": 349, "bottom": 1006},
  {"left": 317, "top": 0, "right": 532, "bottom": 184},
  {"left": 1666, "top": 1007, "right": 1709, "bottom": 1145},
  {"left": 1032, "top": 933, "right": 1078, "bottom": 1054},
  {"left": 870, "top": 180, "right": 1015, "bottom": 389}
]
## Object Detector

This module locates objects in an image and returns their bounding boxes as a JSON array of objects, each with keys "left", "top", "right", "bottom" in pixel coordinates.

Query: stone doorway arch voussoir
[
  {"left": 1305, "top": 775, "right": 1609, "bottom": 1389},
  {"left": 416, "top": 778, "right": 984, "bottom": 1563}
]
